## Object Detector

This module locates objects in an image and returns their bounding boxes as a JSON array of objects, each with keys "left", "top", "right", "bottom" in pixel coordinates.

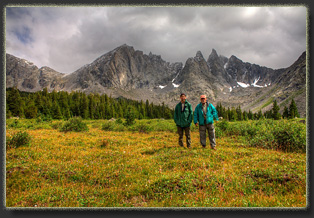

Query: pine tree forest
[
  {"left": 6, "top": 87, "right": 174, "bottom": 120},
  {"left": 6, "top": 87, "right": 300, "bottom": 121}
]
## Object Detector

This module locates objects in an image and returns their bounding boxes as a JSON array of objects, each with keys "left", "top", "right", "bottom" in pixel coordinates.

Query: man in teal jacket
[
  {"left": 194, "top": 95, "right": 219, "bottom": 150},
  {"left": 174, "top": 93, "right": 193, "bottom": 148}
]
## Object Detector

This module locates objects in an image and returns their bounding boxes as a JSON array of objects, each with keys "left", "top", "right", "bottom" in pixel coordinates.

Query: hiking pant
[
  {"left": 199, "top": 123, "right": 216, "bottom": 148},
  {"left": 177, "top": 126, "right": 191, "bottom": 148}
]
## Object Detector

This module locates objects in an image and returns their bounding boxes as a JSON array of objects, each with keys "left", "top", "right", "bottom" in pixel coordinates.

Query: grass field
[{"left": 5, "top": 118, "right": 307, "bottom": 207}]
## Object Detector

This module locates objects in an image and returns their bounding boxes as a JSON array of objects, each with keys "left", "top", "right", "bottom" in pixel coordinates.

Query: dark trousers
[{"left": 177, "top": 126, "right": 191, "bottom": 148}]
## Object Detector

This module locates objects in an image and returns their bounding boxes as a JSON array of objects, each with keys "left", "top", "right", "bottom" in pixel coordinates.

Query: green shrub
[
  {"left": 216, "top": 119, "right": 229, "bottom": 131},
  {"left": 42, "top": 115, "right": 52, "bottom": 122},
  {"left": 36, "top": 115, "right": 42, "bottom": 123},
  {"left": 60, "top": 117, "right": 89, "bottom": 132},
  {"left": 8, "top": 119, "right": 21, "bottom": 128},
  {"left": 115, "top": 118, "right": 123, "bottom": 124},
  {"left": 51, "top": 121, "right": 63, "bottom": 130},
  {"left": 7, "top": 131, "right": 31, "bottom": 149},
  {"left": 215, "top": 119, "right": 306, "bottom": 153},
  {"left": 272, "top": 122, "right": 306, "bottom": 152},
  {"left": 135, "top": 123, "right": 152, "bottom": 133},
  {"left": 102, "top": 121, "right": 116, "bottom": 131},
  {"left": 115, "top": 123, "right": 127, "bottom": 132},
  {"left": 102, "top": 121, "right": 126, "bottom": 132},
  {"left": 215, "top": 126, "right": 224, "bottom": 138}
]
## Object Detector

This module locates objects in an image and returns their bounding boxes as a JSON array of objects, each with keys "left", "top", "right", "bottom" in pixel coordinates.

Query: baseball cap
[{"left": 200, "top": 95, "right": 206, "bottom": 99}]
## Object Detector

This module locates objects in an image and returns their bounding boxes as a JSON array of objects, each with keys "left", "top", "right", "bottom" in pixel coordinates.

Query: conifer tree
[
  {"left": 230, "top": 107, "right": 237, "bottom": 121},
  {"left": 227, "top": 107, "right": 231, "bottom": 121},
  {"left": 236, "top": 105, "right": 243, "bottom": 121},
  {"left": 145, "top": 100, "right": 150, "bottom": 118},
  {"left": 80, "top": 93, "right": 89, "bottom": 119},
  {"left": 42, "top": 87, "right": 48, "bottom": 96},
  {"left": 243, "top": 111, "right": 248, "bottom": 121},
  {"left": 59, "top": 91, "right": 69, "bottom": 111},
  {"left": 63, "top": 107, "right": 71, "bottom": 120},
  {"left": 248, "top": 110, "right": 253, "bottom": 120},
  {"left": 289, "top": 99, "right": 299, "bottom": 119},
  {"left": 124, "top": 105, "right": 136, "bottom": 126},
  {"left": 7, "top": 87, "right": 24, "bottom": 117},
  {"left": 34, "top": 92, "right": 43, "bottom": 112},
  {"left": 52, "top": 100, "right": 63, "bottom": 119},
  {"left": 283, "top": 106, "right": 289, "bottom": 119},
  {"left": 24, "top": 100, "right": 38, "bottom": 118},
  {"left": 88, "top": 94, "right": 96, "bottom": 120},
  {"left": 117, "top": 104, "right": 123, "bottom": 118},
  {"left": 272, "top": 100, "right": 281, "bottom": 120},
  {"left": 256, "top": 110, "right": 264, "bottom": 120}
]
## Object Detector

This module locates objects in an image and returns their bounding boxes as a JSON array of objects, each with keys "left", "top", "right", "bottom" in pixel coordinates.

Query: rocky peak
[
  {"left": 116, "top": 43, "right": 134, "bottom": 51},
  {"left": 194, "top": 51, "right": 205, "bottom": 62},
  {"left": 228, "top": 55, "right": 242, "bottom": 64},
  {"left": 208, "top": 49, "right": 219, "bottom": 61}
]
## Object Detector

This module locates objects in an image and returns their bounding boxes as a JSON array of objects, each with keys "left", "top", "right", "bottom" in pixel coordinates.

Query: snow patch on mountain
[
  {"left": 251, "top": 77, "right": 263, "bottom": 88},
  {"left": 172, "top": 71, "right": 180, "bottom": 82},
  {"left": 237, "top": 81, "right": 250, "bottom": 88},
  {"left": 159, "top": 85, "right": 167, "bottom": 89},
  {"left": 173, "top": 83, "right": 180, "bottom": 88}
]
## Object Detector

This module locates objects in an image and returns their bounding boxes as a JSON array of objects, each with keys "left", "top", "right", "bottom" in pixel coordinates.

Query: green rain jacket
[{"left": 174, "top": 100, "right": 193, "bottom": 128}]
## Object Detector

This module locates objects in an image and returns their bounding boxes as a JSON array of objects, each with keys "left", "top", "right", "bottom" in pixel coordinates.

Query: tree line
[
  {"left": 6, "top": 87, "right": 174, "bottom": 120},
  {"left": 215, "top": 99, "right": 300, "bottom": 121},
  {"left": 6, "top": 87, "right": 300, "bottom": 121}
]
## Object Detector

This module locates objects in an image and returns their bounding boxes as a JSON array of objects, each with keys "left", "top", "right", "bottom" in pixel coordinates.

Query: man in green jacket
[
  {"left": 174, "top": 93, "right": 193, "bottom": 148},
  {"left": 194, "top": 95, "right": 219, "bottom": 150}
]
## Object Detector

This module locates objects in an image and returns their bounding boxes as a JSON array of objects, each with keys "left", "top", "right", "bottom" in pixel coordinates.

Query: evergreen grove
[
  {"left": 6, "top": 87, "right": 300, "bottom": 121},
  {"left": 215, "top": 99, "right": 300, "bottom": 121},
  {"left": 6, "top": 87, "right": 174, "bottom": 120}
]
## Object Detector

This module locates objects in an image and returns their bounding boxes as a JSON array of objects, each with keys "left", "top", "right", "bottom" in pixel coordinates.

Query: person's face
[
  {"left": 180, "top": 95, "right": 186, "bottom": 102},
  {"left": 201, "top": 98, "right": 206, "bottom": 104}
]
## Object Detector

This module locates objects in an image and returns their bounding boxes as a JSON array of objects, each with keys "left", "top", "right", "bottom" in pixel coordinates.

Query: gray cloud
[{"left": 6, "top": 6, "right": 307, "bottom": 73}]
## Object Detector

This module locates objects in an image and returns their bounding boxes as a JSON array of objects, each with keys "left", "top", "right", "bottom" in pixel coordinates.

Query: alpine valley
[{"left": 6, "top": 44, "right": 307, "bottom": 117}]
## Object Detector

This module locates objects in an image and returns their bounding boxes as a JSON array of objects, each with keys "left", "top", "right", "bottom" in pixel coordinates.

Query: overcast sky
[{"left": 6, "top": 6, "right": 307, "bottom": 74}]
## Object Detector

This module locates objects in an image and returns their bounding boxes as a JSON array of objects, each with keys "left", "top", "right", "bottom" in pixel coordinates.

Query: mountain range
[{"left": 6, "top": 44, "right": 306, "bottom": 117}]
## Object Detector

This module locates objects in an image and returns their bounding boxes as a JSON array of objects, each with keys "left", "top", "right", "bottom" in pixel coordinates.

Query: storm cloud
[{"left": 6, "top": 6, "right": 307, "bottom": 73}]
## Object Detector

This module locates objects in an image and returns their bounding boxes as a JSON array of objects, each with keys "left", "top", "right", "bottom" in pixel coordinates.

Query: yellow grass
[{"left": 6, "top": 122, "right": 307, "bottom": 208}]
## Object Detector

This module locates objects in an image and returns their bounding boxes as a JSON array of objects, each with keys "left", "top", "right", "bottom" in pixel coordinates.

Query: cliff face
[
  {"left": 62, "top": 44, "right": 183, "bottom": 92},
  {"left": 6, "top": 44, "right": 307, "bottom": 117},
  {"left": 6, "top": 54, "right": 64, "bottom": 92}
]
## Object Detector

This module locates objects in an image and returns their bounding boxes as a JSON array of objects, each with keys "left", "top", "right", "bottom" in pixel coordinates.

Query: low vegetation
[
  {"left": 6, "top": 118, "right": 307, "bottom": 207},
  {"left": 59, "top": 117, "right": 89, "bottom": 132},
  {"left": 6, "top": 130, "right": 31, "bottom": 149}
]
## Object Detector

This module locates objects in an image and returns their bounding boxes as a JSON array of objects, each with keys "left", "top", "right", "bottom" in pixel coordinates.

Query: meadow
[{"left": 5, "top": 118, "right": 307, "bottom": 208}]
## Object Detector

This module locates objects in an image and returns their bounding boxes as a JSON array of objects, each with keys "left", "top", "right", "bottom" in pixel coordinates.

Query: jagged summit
[
  {"left": 195, "top": 51, "right": 205, "bottom": 61},
  {"left": 208, "top": 49, "right": 219, "bottom": 60},
  {"left": 6, "top": 45, "right": 306, "bottom": 117}
]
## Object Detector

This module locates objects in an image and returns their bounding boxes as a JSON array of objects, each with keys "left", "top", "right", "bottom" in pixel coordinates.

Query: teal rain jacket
[{"left": 194, "top": 102, "right": 219, "bottom": 125}]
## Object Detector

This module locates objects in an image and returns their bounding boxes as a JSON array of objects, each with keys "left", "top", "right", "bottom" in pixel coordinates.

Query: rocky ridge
[{"left": 5, "top": 44, "right": 307, "bottom": 117}]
